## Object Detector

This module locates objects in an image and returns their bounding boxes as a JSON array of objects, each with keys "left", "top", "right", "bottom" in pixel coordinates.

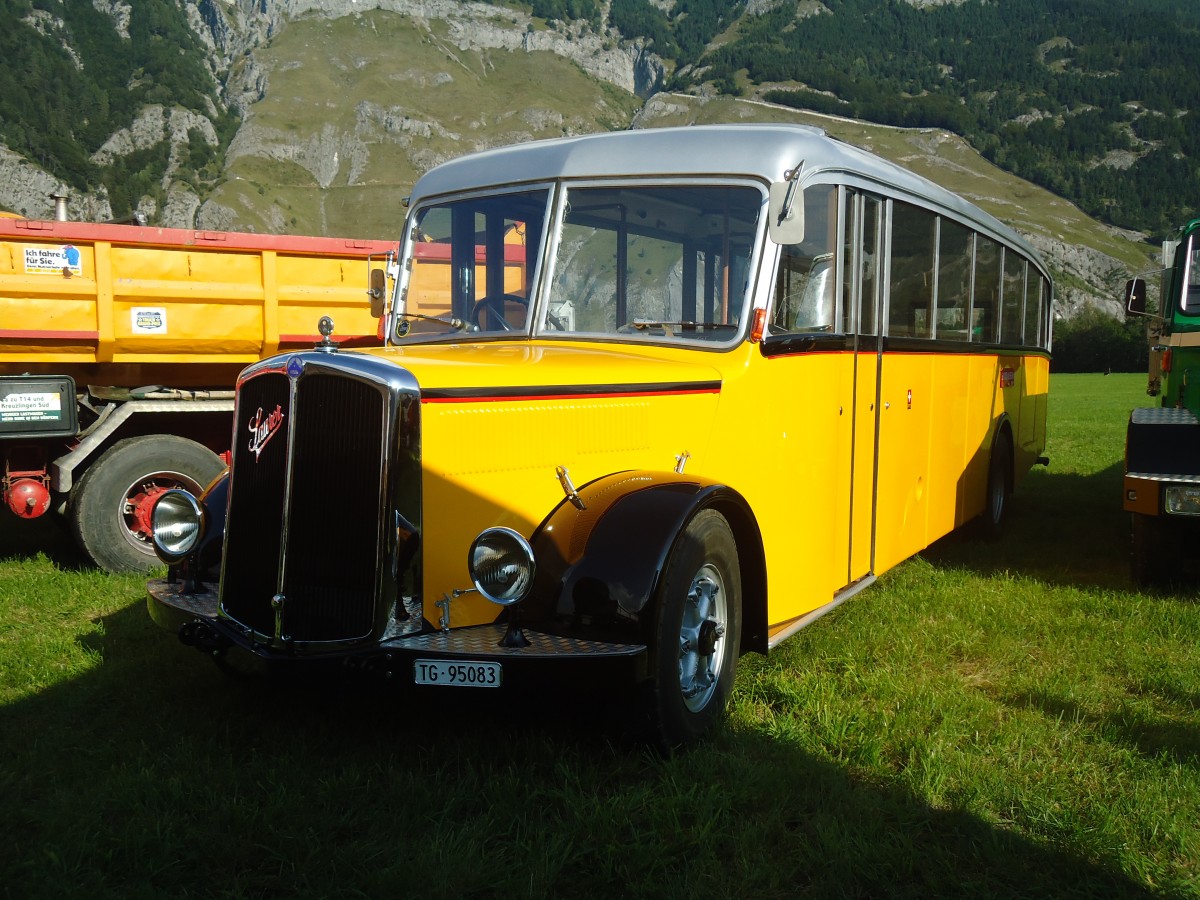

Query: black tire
[
  {"left": 643, "top": 509, "right": 742, "bottom": 752},
  {"left": 981, "top": 432, "right": 1012, "bottom": 540},
  {"left": 70, "top": 435, "right": 225, "bottom": 573}
]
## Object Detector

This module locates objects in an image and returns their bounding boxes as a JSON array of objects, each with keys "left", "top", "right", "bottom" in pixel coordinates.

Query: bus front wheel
[{"left": 643, "top": 509, "right": 742, "bottom": 752}]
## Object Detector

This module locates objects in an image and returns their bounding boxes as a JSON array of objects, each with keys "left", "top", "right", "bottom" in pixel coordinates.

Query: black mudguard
[
  {"left": 525, "top": 471, "right": 767, "bottom": 654},
  {"left": 1125, "top": 408, "right": 1200, "bottom": 479}
]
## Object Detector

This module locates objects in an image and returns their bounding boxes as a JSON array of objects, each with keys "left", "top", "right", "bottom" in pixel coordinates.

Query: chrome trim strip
[
  {"left": 767, "top": 575, "right": 876, "bottom": 650},
  {"left": 384, "top": 624, "right": 645, "bottom": 659},
  {"left": 1127, "top": 472, "right": 1200, "bottom": 484},
  {"left": 1130, "top": 407, "right": 1199, "bottom": 426}
]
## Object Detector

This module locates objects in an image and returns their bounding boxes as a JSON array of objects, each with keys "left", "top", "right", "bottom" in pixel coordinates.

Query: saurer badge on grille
[{"left": 247, "top": 404, "right": 285, "bottom": 461}]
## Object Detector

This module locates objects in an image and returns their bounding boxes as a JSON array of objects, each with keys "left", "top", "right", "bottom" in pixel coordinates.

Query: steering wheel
[{"left": 470, "top": 293, "right": 528, "bottom": 332}]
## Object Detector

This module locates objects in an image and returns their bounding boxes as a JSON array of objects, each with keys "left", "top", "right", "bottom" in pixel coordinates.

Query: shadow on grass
[
  {"left": 0, "top": 599, "right": 1161, "bottom": 898},
  {"left": 0, "top": 509, "right": 91, "bottom": 571},
  {"left": 996, "top": 689, "right": 1200, "bottom": 769},
  {"left": 926, "top": 461, "right": 1200, "bottom": 599}
]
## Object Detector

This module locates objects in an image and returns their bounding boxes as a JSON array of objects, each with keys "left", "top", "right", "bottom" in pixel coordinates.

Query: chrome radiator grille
[{"left": 220, "top": 355, "right": 414, "bottom": 647}]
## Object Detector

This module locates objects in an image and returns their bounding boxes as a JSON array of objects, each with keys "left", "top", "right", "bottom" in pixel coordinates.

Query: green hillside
[{"left": 206, "top": 12, "right": 642, "bottom": 238}]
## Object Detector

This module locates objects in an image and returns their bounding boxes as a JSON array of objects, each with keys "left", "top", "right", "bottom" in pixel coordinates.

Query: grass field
[{"left": 1, "top": 373, "right": 1197, "bottom": 898}]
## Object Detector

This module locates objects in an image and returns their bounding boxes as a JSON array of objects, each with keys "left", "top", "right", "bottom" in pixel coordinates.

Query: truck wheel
[
  {"left": 70, "top": 435, "right": 225, "bottom": 573},
  {"left": 981, "top": 433, "right": 1012, "bottom": 540},
  {"left": 643, "top": 509, "right": 742, "bottom": 752}
]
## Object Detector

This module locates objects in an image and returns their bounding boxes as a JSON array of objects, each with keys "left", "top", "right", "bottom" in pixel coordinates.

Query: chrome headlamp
[
  {"left": 151, "top": 489, "right": 207, "bottom": 564},
  {"left": 468, "top": 527, "right": 535, "bottom": 606},
  {"left": 1165, "top": 486, "right": 1200, "bottom": 516}
]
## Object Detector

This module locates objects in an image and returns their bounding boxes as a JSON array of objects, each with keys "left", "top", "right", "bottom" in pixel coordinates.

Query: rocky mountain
[{"left": 0, "top": 0, "right": 1170, "bottom": 316}]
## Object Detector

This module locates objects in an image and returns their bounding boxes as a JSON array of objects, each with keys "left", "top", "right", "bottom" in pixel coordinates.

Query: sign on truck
[{"left": 0, "top": 214, "right": 393, "bottom": 572}]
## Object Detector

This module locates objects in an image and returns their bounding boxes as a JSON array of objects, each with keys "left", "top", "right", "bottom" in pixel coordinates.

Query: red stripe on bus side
[{"left": 421, "top": 385, "right": 722, "bottom": 404}]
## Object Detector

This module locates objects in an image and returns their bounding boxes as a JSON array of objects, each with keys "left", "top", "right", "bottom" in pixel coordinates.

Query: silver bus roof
[{"left": 409, "top": 124, "right": 1046, "bottom": 274}]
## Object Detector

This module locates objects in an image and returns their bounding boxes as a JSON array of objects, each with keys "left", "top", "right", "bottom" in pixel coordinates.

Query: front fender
[
  {"left": 525, "top": 471, "right": 766, "bottom": 653},
  {"left": 174, "top": 469, "right": 229, "bottom": 583}
]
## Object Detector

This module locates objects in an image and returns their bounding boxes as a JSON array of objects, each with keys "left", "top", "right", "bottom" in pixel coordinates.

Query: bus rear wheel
[
  {"left": 981, "top": 434, "right": 1012, "bottom": 539},
  {"left": 643, "top": 509, "right": 742, "bottom": 752},
  {"left": 70, "top": 435, "right": 225, "bottom": 573}
]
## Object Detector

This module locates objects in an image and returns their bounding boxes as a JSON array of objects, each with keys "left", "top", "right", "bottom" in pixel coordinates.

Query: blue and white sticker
[
  {"left": 25, "top": 245, "right": 82, "bottom": 276},
  {"left": 131, "top": 307, "right": 167, "bottom": 334},
  {"left": 287, "top": 356, "right": 305, "bottom": 378}
]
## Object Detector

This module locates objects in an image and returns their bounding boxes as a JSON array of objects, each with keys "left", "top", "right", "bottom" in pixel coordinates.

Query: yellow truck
[{"left": 0, "top": 214, "right": 392, "bottom": 571}]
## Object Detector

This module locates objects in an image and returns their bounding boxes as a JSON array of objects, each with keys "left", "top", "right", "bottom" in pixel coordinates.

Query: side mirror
[
  {"left": 1124, "top": 278, "right": 1148, "bottom": 318},
  {"left": 368, "top": 268, "right": 387, "bottom": 318},
  {"left": 768, "top": 180, "right": 805, "bottom": 246}
]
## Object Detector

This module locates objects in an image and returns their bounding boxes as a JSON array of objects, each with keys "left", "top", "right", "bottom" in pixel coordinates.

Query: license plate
[{"left": 414, "top": 659, "right": 502, "bottom": 688}]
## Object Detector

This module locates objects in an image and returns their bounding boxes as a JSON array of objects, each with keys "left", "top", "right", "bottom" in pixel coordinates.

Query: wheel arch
[
  {"left": 992, "top": 414, "right": 1014, "bottom": 490},
  {"left": 526, "top": 470, "right": 767, "bottom": 655}
]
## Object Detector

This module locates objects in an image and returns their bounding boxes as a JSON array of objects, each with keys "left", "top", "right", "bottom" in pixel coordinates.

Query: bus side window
[
  {"left": 1023, "top": 270, "right": 1045, "bottom": 347},
  {"left": 770, "top": 184, "right": 837, "bottom": 334},
  {"left": 936, "top": 217, "right": 973, "bottom": 341},
  {"left": 773, "top": 249, "right": 833, "bottom": 332},
  {"left": 1001, "top": 249, "right": 1026, "bottom": 344},
  {"left": 842, "top": 191, "right": 883, "bottom": 336},
  {"left": 972, "top": 235, "right": 1001, "bottom": 342},
  {"left": 888, "top": 201, "right": 936, "bottom": 338}
]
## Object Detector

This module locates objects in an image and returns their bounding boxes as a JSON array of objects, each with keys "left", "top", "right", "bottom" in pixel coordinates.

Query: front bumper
[
  {"left": 1124, "top": 472, "right": 1200, "bottom": 516},
  {"left": 148, "top": 579, "right": 648, "bottom": 684}
]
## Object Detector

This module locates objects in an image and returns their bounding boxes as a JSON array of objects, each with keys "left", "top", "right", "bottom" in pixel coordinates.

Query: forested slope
[
  {"left": 0, "top": 0, "right": 232, "bottom": 218},
  {"left": 697, "top": 0, "right": 1200, "bottom": 236}
]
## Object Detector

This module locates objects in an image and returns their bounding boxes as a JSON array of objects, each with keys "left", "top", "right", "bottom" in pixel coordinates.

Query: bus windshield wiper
[
  {"left": 627, "top": 318, "right": 738, "bottom": 331},
  {"left": 396, "top": 311, "right": 470, "bottom": 336}
]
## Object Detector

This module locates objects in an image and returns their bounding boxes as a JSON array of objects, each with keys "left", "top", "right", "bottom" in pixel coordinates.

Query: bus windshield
[
  {"left": 1182, "top": 233, "right": 1200, "bottom": 317},
  {"left": 396, "top": 189, "right": 549, "bottom": 339},
  {"left": 394, "top": 183, "right": 762, "bottom": 345}
]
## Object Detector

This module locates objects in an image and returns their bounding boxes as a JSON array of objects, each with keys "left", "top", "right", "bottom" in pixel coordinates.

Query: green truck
[{"left": 1124, "top": 217, "right": 1200, "bottom": 585}]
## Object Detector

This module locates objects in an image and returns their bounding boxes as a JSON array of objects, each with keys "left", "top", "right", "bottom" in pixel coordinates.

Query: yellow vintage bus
[{"left": 148, "top": 125, "right": 1052, "bottom": 749}]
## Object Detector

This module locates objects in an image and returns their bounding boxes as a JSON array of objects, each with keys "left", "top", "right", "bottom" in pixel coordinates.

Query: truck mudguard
[{"left": 1126, "top": 408, "right": 1200, "bottom": 480}]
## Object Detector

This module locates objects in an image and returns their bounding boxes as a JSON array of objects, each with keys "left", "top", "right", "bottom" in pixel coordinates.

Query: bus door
[{"left": 845, "top": 191, "right": 885, "bottom": 583}]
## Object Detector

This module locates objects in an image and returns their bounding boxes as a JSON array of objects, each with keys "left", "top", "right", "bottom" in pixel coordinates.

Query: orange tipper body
[
  {"left": 0, "top": 216, "right": 393, "bottom": 573},
  {"left": 147, "top": 125, "right": 1053, "bottom": 749},
  {"left": 0, "top": 219, "right": 390, "bottom": 370},
  {"left": 0, "top": 217, "right": 393, "bottom": 573}
]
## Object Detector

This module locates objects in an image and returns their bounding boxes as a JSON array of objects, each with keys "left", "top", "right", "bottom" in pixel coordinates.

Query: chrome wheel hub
[{"left": 678, "top": 565, "right": 727, "bottom": 712}]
